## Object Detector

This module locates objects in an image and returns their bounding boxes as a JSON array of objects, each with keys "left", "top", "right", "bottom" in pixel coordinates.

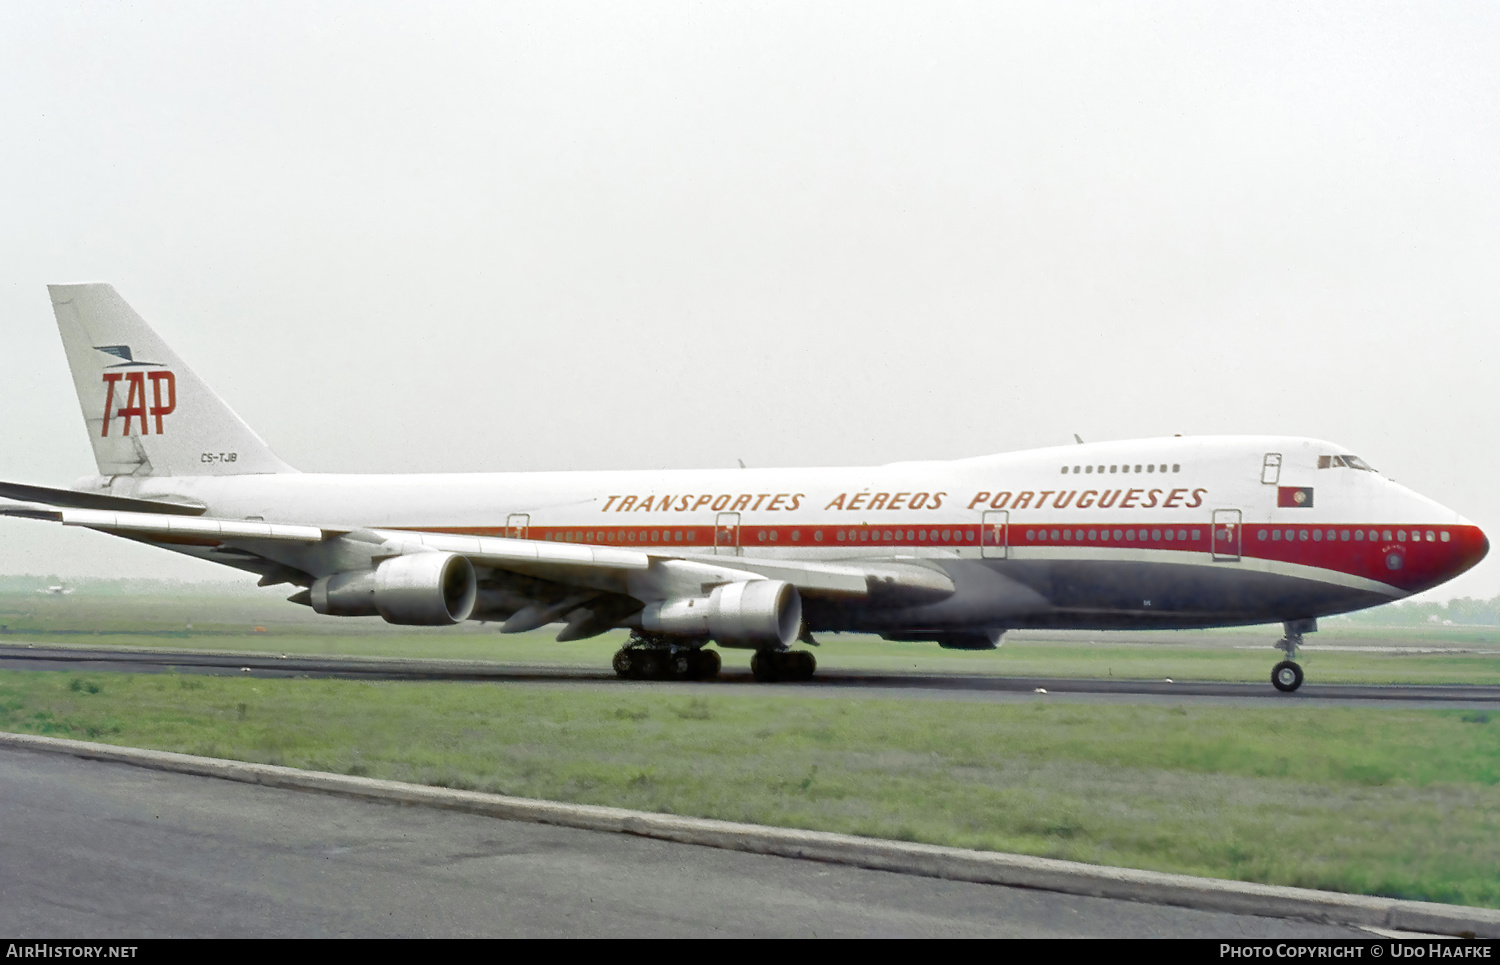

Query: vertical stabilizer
[{"left": 49, "top": 284, "right": 295, "bottom": 477}]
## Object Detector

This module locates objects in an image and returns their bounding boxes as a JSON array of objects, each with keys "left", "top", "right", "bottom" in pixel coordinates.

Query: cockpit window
[{"left": 1317, "top": 454, "right": 1377, "bottom": 472}]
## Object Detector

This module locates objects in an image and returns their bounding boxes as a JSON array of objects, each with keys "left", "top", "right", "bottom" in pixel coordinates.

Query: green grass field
[
  {"left": 5, "top": 587, "right": 1499, "bottom": 908},
  {"left": 1, "top": 668, "right": 1496, "bottom": 908}
]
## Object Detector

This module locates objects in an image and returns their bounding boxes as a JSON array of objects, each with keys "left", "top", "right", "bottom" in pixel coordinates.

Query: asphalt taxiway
[
  {"left": 1, "top": 641, "right": 1496, "bottom": 708},
  {"left": 0, "top": 744, "right": 1376, "bottom": 938}
]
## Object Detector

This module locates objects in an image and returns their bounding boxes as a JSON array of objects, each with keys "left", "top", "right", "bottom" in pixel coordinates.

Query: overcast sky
[{"left": 1, "top": 2, "right": 1497, "bottom": 601}]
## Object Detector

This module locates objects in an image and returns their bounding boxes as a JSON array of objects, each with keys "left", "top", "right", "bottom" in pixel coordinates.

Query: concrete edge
[{"left": 3, "top": 730, "right": 1496, "bottom": 938}]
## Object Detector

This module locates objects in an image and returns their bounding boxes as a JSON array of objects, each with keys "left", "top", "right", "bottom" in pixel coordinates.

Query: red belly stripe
[{"left": 402, "top": 522, "right": 1486, "bottom": 595}]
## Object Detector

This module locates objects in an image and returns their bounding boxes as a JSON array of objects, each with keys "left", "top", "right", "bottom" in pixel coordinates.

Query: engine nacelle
[
  {"left": 310, "top": 552, "right": 477, "bottom": 626},
  {"left": 641, "top": 579, "right": 802, "bottom": 649}
]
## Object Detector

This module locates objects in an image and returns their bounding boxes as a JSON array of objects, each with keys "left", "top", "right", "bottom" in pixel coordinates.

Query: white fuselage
[{"left": 98, "top": 434, "right": 1487, "bottom": 634}]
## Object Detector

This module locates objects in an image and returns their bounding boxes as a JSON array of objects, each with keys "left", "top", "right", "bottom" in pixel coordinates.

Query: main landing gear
[
  {"left": 610, "top": 634, "right": 818, "bottom": 682},
  {"left": 612, "top": 638, "right": 722, "bottom": 681},
  {"left": 751, "top": 649, "right": 816, "bottom": 683},
  {"left": 1271, "top": 618, "right": 1316, "bottom": 693}
]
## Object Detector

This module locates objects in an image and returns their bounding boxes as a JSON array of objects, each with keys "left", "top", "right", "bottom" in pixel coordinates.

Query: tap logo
[{"left": 95, "top": 346, "right": 175, "bottom": 436}]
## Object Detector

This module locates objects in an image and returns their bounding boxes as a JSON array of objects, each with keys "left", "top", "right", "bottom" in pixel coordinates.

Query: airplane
[{"left": 0, "top": 284, "right": 1487, "bottom": 691}]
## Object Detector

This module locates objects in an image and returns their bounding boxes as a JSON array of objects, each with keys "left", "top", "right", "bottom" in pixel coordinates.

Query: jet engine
[
  {"left": 310, "top": 552, "right": 477, "bottom": 626},
  {"left": 640, "top": 579, "right": 802, "bottom": 649}
]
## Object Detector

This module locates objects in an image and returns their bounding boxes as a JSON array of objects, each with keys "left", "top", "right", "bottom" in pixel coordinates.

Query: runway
[
  {"left": 0, "top": 744, "right": 1373, "bottom": 938},
  {"left": 2, "top": 641, "right": 1496, "bottom": 706}
]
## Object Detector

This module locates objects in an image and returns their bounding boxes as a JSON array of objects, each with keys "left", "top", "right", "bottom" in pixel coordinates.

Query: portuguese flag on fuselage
[{"left": 1278, "top": 487, "right": 1314, "bottom": 508}]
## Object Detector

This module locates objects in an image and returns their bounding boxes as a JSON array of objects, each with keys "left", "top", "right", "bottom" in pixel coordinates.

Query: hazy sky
[{"left": 2, "top": 2, "right": 1497, "bottom": 601}]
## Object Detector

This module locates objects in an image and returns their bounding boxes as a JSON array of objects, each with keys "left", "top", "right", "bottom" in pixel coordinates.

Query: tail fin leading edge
[{"left": 49, "top": 283, "right": 295, "bottom": 477}]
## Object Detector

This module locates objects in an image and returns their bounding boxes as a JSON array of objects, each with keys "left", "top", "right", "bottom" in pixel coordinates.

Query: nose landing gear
[{"left": 1271, "top": 619, "right": 1315, "bottom": 693}]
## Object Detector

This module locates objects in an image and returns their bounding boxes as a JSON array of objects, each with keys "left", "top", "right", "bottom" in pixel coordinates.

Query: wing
[{"left": 0, "top": 507, "right": 956, "bottom": 639}]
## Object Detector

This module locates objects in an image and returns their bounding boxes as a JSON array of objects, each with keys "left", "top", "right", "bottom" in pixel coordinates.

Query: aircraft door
[
  {"left": 714, "top": 512, "right": 741, "bottom": 556},
  {"left": 1212, "top": 509, "right": 1241, "bottom": 562},
  {"left": 506, "top": 514, "right": 530, "bottom": 540},
  {"left": 981, "top": 510, "right": 1009, "bottom": 559},
  {"left": 1261, "top": 453, "right": 1282, "bottom": 485}
]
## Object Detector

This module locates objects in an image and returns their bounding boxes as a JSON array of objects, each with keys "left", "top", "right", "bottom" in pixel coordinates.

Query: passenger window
[
  {"left": 814, "top": 530, "right": 824, "bottom": 542},
  {"left": 1027, "top": 529, "right": 1036, "bottom": 540},
  {"left": 837, "top": 530, "right": 846, "bottom": 541},
  {"left": 1191, "top": 529, "right": 1200, "bottom": 541},
  {"left": 1258, "top": 529, "right": 1267, "bottom": 540},
  {"left": 1063, "top": 529, "right": 1072, "bottom": 541},
  {"left": 1426, "top": 530, "right": 1435, "bottom": 542},
  {"left": 1178, "top": 529, "right": 1187, "bottom": 540},
  {"left": 1441, "top": 531, "right": 1451, "bottom": 542},
  {"left": 1088, "top": 529, "right": 1098, "bottom": 540},
  {"left": 1151, "top": 529, "right": 1161, "bottom": 540},
  {"left": 1110, "top": 465, "right": 1117, "bottom": 473},
  {"left": 1299, "top": 530, "right": 1308, "bottom": 541},
  {"left": 1114, "top": 529, "right": 1123, "bottom": 540},
  {"left": 1126, "top": 529, "right": 1135, "bottom": 540},
  {"left": 1147, "top": 464, "right": 1155, "bottom": 473},
  {"left": 1340, "top": 530, "right": 1349, "bottom": 541},
  {"left": 1085, "top": 466, "right": 1093, "bottom": 473},
  {"left": 758, "top": 530, "right": 767, "bottom": 541},
  {"left": 1272, "top": 530, "right": 1281, "bottom": 541},
  {"left": 1051, "top": 530, "right": 1060, "bottom": 540},
  {"left": 791, "top": 530, "right": 801, "bottom": 541},
  {"left": 1074, "top": 466, "right": 1082, "bottom": 473},
  {"left": 1134, "top": 465, "right": 1142, "bottom": 473},
  {"left": 1172, "top": 464, "right": 1180, "bottom": 472},
  {"left": 1354, "top": 530, "right": 1363, "bottom": 541},
  {"left": 1061, "top": 466, "right": 1069, "bottom": 474},
  {"left": 1383, "top": 530, "right": 1392, "bottom": 541},
  {"left": 1165, "top": 529, "right": 1174, "bottom": 541}
]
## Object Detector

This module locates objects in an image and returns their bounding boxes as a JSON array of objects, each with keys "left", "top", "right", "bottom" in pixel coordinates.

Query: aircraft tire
[
  {"left": 693, "top": 649, "right": 721, "bottom": 680},
  {"left": 795, "top": 650, "right": 816, "bottom": 680},
  {"left": 635, "top": 650, "right": 666, "bottom": 681},
  {"left": 750, "top": 652, "right": 779, "bottom": 683},
  {"left": 612, "top": 650, "right": 633, "bottom": 678},
  {"left": 1271, "top": 660, "right": 1304, "bottom": 693},
  {"left": 669, "top": 652, "right": 694, "bottom": 681}
]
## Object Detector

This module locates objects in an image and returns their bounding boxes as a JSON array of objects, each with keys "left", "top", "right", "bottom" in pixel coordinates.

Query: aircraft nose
[{"left": 1452, "top": 523, "right": 1489, "bottom": 577}]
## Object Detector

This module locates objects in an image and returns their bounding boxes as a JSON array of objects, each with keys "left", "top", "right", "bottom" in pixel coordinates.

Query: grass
[{"left": 2, "top": 668, "right": 1497, "bottom": 908}]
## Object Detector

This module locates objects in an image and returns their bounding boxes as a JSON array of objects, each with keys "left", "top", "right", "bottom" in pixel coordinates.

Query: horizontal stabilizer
[{"left": 0, "top": 480, "right": 207, "bottom": 516}]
